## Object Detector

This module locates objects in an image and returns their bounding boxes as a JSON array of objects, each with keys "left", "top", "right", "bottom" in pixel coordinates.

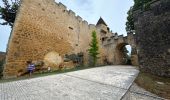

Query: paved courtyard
[{"left": 0, "top": 66, "right": 142, "bottom": 100}]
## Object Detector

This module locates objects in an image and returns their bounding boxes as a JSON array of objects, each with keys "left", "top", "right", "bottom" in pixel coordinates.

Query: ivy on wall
[{"left": 126, "top": 0, "right": 153, "bottom": 33}]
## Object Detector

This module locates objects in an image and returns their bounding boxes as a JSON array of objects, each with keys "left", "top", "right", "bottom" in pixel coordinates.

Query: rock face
[
  {"left": 3, "top": 0, "right": 137, "bottom": 78},
  {"left": 134, "top": 0, "right": 170, "bottom": 77}
]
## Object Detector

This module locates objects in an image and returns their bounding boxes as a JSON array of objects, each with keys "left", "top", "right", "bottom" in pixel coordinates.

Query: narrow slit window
[{"left": 69, "top": 27, "right": 73, "bottom": 30}]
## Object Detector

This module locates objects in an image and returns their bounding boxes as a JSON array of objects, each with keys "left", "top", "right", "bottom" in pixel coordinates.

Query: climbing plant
[
  {"left": 126, "top": 0, "right": 153, "bottom": 32},
  {"left": 126, "top": 7, "right": 134, "bottom": 33},
  {"left": 0, "top": 0, "right": 20, "bottom": 27},
  {"left": 88, "top": 31, "right": 99, "bottom": 67}
]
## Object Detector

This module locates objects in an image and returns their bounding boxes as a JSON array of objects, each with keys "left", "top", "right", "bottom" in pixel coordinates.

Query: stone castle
[
  {"left": 2, "top": 0, "right": 137, "bottom": 78},
  {"left": 2, "top": 0, "right": 169, "bottom": 78}
]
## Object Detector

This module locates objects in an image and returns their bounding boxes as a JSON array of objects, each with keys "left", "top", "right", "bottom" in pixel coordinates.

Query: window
[{"left": 69, "top": 27, "right": 73, "bottom": 30}]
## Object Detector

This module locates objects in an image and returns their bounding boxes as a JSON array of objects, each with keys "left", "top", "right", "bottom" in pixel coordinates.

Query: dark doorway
[{"left": 115, "top": 43, "right": 132, "bottom": 65}]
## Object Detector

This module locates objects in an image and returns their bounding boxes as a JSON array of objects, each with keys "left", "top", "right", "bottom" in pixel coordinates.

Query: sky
[{"left": 0, "top": 0, "right": 134, "bottom": 52}]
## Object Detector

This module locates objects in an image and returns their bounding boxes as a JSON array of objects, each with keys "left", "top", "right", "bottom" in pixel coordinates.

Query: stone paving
[{"left": 0, "top": 66, "right": 141, "bottom": 100}]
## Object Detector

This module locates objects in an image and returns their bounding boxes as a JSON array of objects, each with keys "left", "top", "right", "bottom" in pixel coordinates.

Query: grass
[
  {"left": 135, "top": 72, "right": 170, "bottom": 99},
  {"left": 0, "top": 65, "right": 102, "bottom": 83}
]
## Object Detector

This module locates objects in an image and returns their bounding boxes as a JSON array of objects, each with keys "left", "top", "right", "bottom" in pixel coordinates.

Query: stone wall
[
  {"left": 134, "top": 0, "right": 170, "bottom": 77},
  {"left": 102, "top": 32, "right": 138, "bottom": 66},
  {"left": 3, "top": 0, "right": 137, "bottom": 78},
  {"left": 3, "top": 0, "right": 106, "bottom": 78},
  {"left": 0, "top": 52, "right": 5, "bottom": 78},
  {"left": 0, "top": 52, "right": 6, "bottom": 62}
]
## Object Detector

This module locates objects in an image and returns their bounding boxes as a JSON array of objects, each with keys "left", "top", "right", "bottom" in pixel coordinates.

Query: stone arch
[
  {"left": 115, "top": 43, "right": 129, "bottom": 65},
  {"left": 115, "top": 42, "right": 138, "bottom": 66}
]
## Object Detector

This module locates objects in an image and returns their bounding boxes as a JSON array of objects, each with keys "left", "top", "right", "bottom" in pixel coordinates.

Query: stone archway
[
  {"left": 115, "top": 43, "right": 138, "bottom": 66},
  {"left": 101, "top": 33, "right": 138, "bottom": 66},
  {"left": 115, "top": 43, "right": 130, "bottom": 65},
  {"left": 112, "top": 32, "right": 139, "bottom": 66}
]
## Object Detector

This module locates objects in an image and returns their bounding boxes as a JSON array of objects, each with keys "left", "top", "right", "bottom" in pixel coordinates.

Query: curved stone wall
[{"left": 134, "top": 0, "right": 170, "bottom": 77}]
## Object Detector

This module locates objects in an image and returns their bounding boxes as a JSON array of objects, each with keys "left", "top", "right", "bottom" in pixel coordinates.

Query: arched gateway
[{"left": 101, "top": 32, "right": 138, "bottom": 66}]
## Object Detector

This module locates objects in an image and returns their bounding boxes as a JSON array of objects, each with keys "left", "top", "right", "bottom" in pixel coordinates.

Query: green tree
[
  {"left": 0, "top": 0, "right": 20, "bottom": 27},
  {"left": 126, "top": 7, "right": 134, "bottom": 33},
  {"left": 133, "top": 0, "right": 152, "bottom": 10},
  {"left": 126, "top": 0, "right": 152, "bottom": 32},
  {"left": 88, "top": 31, "right": 99, "bottom": 66}
]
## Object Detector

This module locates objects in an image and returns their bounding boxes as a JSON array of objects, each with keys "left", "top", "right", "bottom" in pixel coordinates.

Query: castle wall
[
  {"left": 102, "top": 32, "right": 137, "bottom": 65},
  {"left": 134, "top": 0, "right": 170, "bottom": 77},
  {"left": 0, "top": 52, "right": 6, "bottom": 62},
  {"left": 3, "top": 0, "right": 102, "bottom": 78},
  {"left": 3, "top": 0, "right": 137, "bottom": 78}
]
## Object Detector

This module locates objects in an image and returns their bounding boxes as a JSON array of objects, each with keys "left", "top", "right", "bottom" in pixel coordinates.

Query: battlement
[
  {"left": 53, "top": 1, "right": 100, "bottom": 31},
  {"left": 118, "top": 35, "right": 123, "bottom": 38},
  {"left": 82, "top": 20, "right": 88, "bottom": 26},
  {"left": 50, "top": 0, "right": 115, "bottom": 35},
  {"left": 76, "top": 16, "right": 83, "bottom": 22},
  {"left": 89, "top": 24, "right": 96, "bottom": 30},
  {"left": 103, "top": 33, "right": 136, "bottom": 46},
  {"left": 58, "top": 2, "right": 67, "bottom": 10},
  {"left": 68, "top": 10, "right": 75, "bottom": 17}
]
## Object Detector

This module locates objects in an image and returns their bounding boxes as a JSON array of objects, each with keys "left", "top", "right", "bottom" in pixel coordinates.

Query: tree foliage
[
  {"left": 126, "top": 7, "right": 134, "bottom": 33},
  {"left": 88, "top": 31, "right": 99, "bottom": 66},
  {"left": 126, "top": 0, "right": 152, "bottom": 32},
  {"left": 0, "top": 0, "right": 20, "bottom": 27},
  {"left": 133, "top": 0, "right": 152, "bottom": 10}
]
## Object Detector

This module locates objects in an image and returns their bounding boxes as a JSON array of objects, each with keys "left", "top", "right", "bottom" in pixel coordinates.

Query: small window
[
  {"left": 69, "top": 27, "right": 73, "bottom": 30},
  {"left": 42, "top": 8, "right": 45, "bottom": 11},
  {"left": 107, "top": 27, "right": 110, "bottom": 31},
  {"left": 102, "top": 38, "right": 105, "bottom": 42}
]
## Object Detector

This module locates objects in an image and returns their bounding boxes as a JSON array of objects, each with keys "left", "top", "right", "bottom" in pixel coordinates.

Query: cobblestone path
[{"left": 0, "top": 66, "right": 160, "bottom": 100}]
